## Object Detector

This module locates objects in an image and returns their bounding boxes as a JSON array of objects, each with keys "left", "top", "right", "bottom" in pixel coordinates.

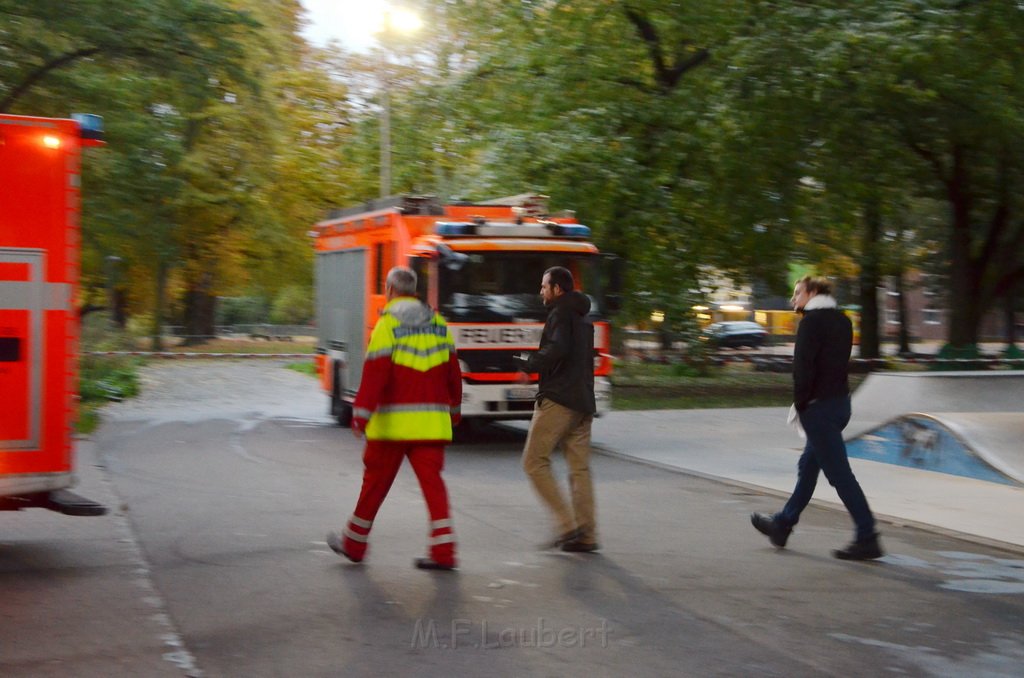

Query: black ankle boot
[
  {"left": 751, "top": 512, "right": 792, "bottom": 548},
  {"left": 833, "top": 534, "right": 883, "bottom": 561}
]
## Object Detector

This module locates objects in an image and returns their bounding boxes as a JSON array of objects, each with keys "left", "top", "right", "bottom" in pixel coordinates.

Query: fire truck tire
[
  {"left": 331, "top": 386, "right": 353, "bottom": 427},
  {"left": 335, "top": 401, "right": 353, "bottom": 428}
]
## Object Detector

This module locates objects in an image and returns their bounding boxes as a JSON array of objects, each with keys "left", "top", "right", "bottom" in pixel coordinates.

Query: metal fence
[{"left": 161, "top": 325, "right": 317, "bottom": 340}]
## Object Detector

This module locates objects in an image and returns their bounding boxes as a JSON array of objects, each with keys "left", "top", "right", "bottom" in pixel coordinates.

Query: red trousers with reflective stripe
[{"left": 343, "top": 441, "right": 456, "bottom": 565}]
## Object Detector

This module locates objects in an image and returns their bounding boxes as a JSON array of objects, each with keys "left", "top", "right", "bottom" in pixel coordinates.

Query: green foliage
[
  {"left": 269, "top": 285, "right": 314, "bottom": 325},
  {"left": 932, "top": 343, "right": 985, "bottom": 372},
  {"left": 936, "top": 344, "right": 982, "bottom": 361},
  {"left": 76, "top": 352, "right": 141, "bottom": 434},
  {"left": 5, "top": 1, "right": 1022, "bottom": 353},
  {"left": 79, "top": 355, "right": 141, "bottom": 402},
  {"left": 218, "top": 296, "right": 270, "bottom": 325},
  {"left": 80, "top": 312, "right": 135, "bottom": 352}
]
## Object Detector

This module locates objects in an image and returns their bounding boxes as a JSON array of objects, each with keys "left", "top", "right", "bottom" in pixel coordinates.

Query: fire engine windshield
[{"left": 439, "top": 252, "right": 601, "bottom": 322}]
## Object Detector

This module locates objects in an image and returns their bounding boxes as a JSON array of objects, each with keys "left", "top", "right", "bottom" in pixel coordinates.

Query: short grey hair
[{"left": 386, "top": 266, "right": 417, "bottom": 296}]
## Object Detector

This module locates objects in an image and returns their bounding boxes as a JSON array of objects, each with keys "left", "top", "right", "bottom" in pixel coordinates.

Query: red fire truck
[
  {"left": 0, "top": 113, "right": 106, "bottom": 516},
  {"left": 312, "top": 194, "right": 620, "bottom": 426}
]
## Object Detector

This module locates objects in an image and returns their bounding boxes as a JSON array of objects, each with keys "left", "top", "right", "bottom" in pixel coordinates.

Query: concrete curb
[
  {"left": 593, "top": 443, "right": 1024, "bottom": 556},
  {"left": 84, "top": 352, "right": 313, "bottom": 359}
]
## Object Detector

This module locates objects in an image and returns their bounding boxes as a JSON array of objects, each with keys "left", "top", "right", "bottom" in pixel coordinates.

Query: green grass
[
  {"left": 155, "top": 338, "right": 316, "bottom": 354},
  {"left": 610, "top": 361, "right": 866, "bottom": 410},
  {"left": 76, "top": 354, "right": 144, "bottom": 434},
  {"left": 76, "top": 405, "right": 103, "bottom": 435},
  {"left": 286, "top": 360, "right": 318, "bottom": 376}
]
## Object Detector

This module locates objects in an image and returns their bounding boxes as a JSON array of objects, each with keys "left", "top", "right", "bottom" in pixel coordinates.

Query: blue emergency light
[
  {"left": 434, "top": 221, "right": 592, "bottom": 238},
  {"left": 435, "top": 222, "right": 476, "bottom": 236},
  {"left": 72, "top": 113, "right": 104, "bottom": 141}
]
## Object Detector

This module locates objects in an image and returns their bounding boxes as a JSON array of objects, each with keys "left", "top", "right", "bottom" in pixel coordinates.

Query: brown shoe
[
  {"left": 542, "top": 527, "right": 584, "bottom": 550},
  {"left": 561, "top": 540, "right": 599, "bottom": 553}
]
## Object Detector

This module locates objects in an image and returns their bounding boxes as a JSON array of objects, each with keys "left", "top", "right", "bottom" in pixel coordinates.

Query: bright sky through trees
[{"left": 300, "top": 0, "right": 422, "bottom": 51}]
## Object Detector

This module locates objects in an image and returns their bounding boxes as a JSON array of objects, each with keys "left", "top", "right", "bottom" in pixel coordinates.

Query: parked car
[{"left": 700, "top": 321, "right": 768, "bottom": 349}]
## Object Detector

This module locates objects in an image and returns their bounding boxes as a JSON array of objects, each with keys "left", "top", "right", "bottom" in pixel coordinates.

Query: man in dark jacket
[
  {"left": 515, "top": 266, "right": 598, "bottom": 552},
  {"left": 751, "top": 275, "right": 883, "bottom": 560}
]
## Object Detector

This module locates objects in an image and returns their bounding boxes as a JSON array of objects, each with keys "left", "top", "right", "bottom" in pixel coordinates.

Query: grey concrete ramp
[
  {"left": 941, "top": 412, "right": 1024, "bottom": 483},
  {"left": 847, "top": 412, "right": 1024, "bottom": 486},
  {"left": 849, "top": 371, "right": 1024, "bottom": 437}
]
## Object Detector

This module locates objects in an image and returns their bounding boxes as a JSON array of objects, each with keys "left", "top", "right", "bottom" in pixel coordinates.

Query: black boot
[
  {"left": 750, "top": 512, "right": 792, "bottom": 548},
  {"left": 833, "top": 534, "right": 883, "bottom": 561}
]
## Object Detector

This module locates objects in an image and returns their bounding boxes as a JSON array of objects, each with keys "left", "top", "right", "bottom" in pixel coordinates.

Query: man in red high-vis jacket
[{"left": 326, "top": 266, "right": 463, "bottom": 570}]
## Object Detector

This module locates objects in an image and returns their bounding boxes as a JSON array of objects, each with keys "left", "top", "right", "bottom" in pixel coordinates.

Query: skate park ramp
[{"left": 846, "top": 372, "right": 1024, "bottom": 486}]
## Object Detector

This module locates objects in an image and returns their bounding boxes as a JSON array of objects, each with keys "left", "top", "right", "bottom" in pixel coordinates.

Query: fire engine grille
[{"left": 458, "top": 349, "right": 520, "bottom": 377}]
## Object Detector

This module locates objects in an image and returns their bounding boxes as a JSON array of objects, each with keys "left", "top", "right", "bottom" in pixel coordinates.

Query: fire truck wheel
[{"left": 331, "top": 392, "right": 353, "bottom": 428}]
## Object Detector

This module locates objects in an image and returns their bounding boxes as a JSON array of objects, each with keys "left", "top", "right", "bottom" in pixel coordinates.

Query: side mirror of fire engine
[{"left": 437, "top": 243, "right": 469, "bottom": 271}]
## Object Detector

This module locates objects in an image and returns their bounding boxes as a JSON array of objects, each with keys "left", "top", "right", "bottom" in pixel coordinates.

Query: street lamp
[{"left": 378, "top": 5, "right": 422, "bottom": 198}]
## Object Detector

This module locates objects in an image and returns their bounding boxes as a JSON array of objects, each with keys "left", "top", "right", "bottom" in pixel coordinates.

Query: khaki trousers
[{"left": 522, "top": 398, "right": 596, "bottom": 543}]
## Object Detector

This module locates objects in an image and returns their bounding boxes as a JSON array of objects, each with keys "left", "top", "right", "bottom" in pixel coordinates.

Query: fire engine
[
  {"left": 0, "top": 113, "right": 106, "bottom": 515},
  {"left": 312, "top": 194, "right": 619, "bottom": 426}
]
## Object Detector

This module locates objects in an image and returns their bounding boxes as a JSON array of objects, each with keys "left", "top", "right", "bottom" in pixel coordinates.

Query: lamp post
[{"left": 378, "top": 6, "right": 422, "bottom": 198}]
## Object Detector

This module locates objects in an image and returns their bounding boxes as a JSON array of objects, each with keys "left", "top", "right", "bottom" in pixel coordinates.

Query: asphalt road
[{"left": 2, "top": 361, "right": 1023, "bottom": 677}]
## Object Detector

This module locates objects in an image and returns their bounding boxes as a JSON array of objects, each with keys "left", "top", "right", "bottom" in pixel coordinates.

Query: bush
[
  {"left": 80, "top": 312, "right": 135, "bottom": 351},
  {"left": 218, "top": 296, "right": 270, "bottom": 325},
  {"left": 76, "top": 354, "right": 142, "bottom": 434},
  {"left": 269, "top": 286, "right": 314, "bottom": 325},
  {"left": 80, "top": 354, "right": 141, "bottom": 403},
  {"left": 932, "top": 343, "right": 985, "bottom": 371}
]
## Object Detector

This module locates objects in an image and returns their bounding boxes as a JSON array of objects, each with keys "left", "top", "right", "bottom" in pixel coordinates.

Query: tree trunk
[
  {"left": 150, "top": 259, "right": 168, "bottom": 352},
  {"left": 182, "top": 271, "right": 218, "bottom": 347},
  {"left": 946, "top": 146, "right": 981, "bottom": 348},
  {"left": 1007, "top": 284, "right": 1019, "bottom": 348},
  {"left": 113, "top": 289, "right": 128, "bottom": 329},
  {"left": 858, "top": 198, "right": 882, "bottom": 359},
  {"left": 896, "top": 269, "right": 912, "bottom": 355}
]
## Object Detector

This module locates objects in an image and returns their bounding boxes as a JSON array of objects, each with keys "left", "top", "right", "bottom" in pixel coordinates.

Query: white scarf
[{"left": 803, "top": 294, "right": 838, "bottom": 311}]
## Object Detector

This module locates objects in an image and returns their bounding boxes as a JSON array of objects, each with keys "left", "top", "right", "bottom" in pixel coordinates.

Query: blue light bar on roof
[
  {"left": 557, "top": 224, "right": 591, "bottom": 238},
  {"left": 434, "top": 221, "right": 592, "bottom": 239},
  {"left": 72, "top": 113, "right": 104, "bottom": 140},
  {"left": 435, "top": 222, "right": 476, "bottom": 236}
]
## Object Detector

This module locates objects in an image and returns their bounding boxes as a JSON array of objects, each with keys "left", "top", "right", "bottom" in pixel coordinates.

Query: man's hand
[
  {"left": 515, "top": 370, "right": 530, "bottom": 385},
  {"left": 352, "top": 419, "right": 365, "bottom": 439}
]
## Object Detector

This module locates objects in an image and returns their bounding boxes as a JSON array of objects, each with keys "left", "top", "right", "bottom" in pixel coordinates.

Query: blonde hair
[{"left": 797, "top": 275, "right": 833, "bottom": 296}]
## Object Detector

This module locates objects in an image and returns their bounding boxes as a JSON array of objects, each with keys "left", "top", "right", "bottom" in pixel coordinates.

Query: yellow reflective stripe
[
  {"left": 377, "top": 403, "right": 451, "bottom": 414},
  {"left": 367, "top": 312, "right": 454, "bottom": 372},
  {"left": 365, "top": 410, "right": 452, "bottom": 441},
  {"left": 365, "top": 347, "right": 393, "bottom": 361},
  {"left": 393, "top": 343, "right": 451, "bottom": 359},
  {"left": 391, "top": 348, "right": 450, "bottom": 371}
]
